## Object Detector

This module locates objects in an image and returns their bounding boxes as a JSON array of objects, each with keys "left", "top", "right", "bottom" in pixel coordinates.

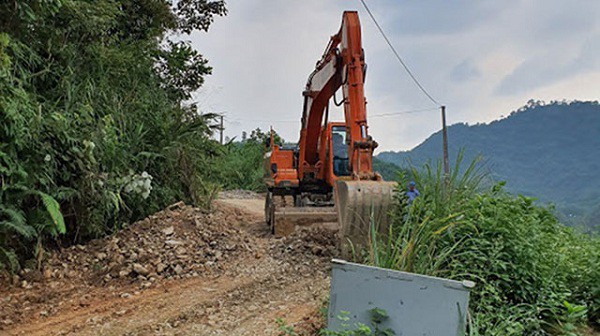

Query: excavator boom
[{"left": 298, "top": 11, "right": 378, "bottom": 182}]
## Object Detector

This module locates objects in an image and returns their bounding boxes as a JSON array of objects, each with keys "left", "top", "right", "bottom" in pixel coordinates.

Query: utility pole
[
  {"left": 441, "top": 105, "right": 450, "bottom": 180},
  {"left": 219, "top": 115, "right": 224, "bottom": 145}
]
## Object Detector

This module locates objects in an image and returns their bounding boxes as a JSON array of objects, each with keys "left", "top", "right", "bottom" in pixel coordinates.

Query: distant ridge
[{"left": 377, "top": 100, "right": 600, "bottom": 231}]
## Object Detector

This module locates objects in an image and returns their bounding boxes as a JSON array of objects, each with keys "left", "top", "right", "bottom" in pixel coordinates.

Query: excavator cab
[{"left": 331, "top": 125, "right": 350, "bottom": 177}]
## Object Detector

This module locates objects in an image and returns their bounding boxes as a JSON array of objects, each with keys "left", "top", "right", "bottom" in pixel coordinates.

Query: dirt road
[{"left": 1, "top": 195, "right": 335, "bottom": 335}]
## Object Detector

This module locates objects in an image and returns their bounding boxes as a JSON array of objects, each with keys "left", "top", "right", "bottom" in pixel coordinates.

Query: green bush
[
  {"left": 365, "top": 156, "right": 600, "bottom": 335},
  {"left": 212, "top": 128, "right": 283, "bottom": 192},
  {"left": 0, "top": 0, "right": 226, "bottom": 272}
]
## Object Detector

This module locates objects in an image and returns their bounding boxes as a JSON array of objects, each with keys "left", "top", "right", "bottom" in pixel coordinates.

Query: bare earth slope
[{"left": 1, "top": 193, "right": 336, "bottom": 335}]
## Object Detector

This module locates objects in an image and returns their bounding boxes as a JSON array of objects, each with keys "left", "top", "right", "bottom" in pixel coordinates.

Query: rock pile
[
  {"left": 270, "top": 228, "right": 339, "bottom": 263},
  {"left": 40, "top": 201, "right": 257, "bottom": 287}
]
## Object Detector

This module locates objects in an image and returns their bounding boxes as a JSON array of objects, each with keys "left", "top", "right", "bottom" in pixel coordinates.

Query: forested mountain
[{"left": 377, "top": 100, "right": 600, "bottom": 231}]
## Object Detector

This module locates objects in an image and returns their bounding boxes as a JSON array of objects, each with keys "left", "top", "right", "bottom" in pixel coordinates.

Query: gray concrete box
[{"left": 327, "top": 259, "right": 474, "bottom": 335}]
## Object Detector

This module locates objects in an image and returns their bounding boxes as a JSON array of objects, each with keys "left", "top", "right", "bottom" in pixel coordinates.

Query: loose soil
[{"left": 1, "top": 193, "right": 337, "bottom": 335}]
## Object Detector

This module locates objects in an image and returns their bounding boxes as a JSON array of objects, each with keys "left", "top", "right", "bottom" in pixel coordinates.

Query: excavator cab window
[{"left": 331, "top": 126, "right": 350, "bottom": 176}]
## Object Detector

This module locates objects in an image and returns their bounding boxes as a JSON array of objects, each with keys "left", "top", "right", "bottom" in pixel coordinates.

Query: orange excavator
[{"left": 264, "top": 11, "right": 395, "bottom": 255}]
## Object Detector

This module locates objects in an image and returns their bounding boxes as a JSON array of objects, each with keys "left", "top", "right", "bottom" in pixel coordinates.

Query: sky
[{"left": 188, "top": 0, "right": 600, "bottom": 152}]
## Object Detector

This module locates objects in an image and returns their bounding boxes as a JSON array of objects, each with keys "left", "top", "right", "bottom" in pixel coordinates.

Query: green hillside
[
  {"left": 373, "top": 157, "right": 409, "bottom": 181},
  {"left": 377, "top": 100, "right": 600, "bottom": 231}
]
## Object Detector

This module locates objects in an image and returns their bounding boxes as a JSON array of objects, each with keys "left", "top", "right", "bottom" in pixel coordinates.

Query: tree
[{"left": 0, "top": 0, "right": 227, "bottom": 271}]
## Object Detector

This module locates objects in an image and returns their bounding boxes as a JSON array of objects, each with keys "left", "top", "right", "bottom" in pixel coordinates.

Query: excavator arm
[{"left": 298, "top": 11, "right": 379, "bottom": 181}]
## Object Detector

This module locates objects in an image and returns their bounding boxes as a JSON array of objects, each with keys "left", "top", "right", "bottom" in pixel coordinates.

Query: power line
[
  {"left": 370, "top": 107, "right": 438, "bottom": 118},
  {"left": 358, "top": 0, "right": 441, "bottom": 107},
  {"left": 225, "top": 107, "right": 437, "bottom": 124}
]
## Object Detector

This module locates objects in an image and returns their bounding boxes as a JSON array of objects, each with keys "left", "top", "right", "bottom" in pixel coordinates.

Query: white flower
[
  {"left": 83, "top": 140, "right": 96, "bottom": 150},
  {"left": 44, "top": 154, "right": 51, "bottom": 162}
]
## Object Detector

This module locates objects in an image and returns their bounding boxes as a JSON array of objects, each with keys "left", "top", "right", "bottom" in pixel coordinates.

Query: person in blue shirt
[{"left": 406, "top": 181, "right": 420, "bottom": 203}]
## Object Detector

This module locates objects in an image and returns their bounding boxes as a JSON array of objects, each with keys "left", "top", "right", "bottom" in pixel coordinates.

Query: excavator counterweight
[{"left": 264, "top": 11, "right": 396, "bottom": 258}]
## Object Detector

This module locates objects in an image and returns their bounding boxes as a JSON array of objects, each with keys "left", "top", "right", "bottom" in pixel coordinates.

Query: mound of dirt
[
  {"left": 270, "top": 228, "right": 339, "bottom": 264},
  {"left": 45, "top": 201, "right": 258, "bottom": 286}
]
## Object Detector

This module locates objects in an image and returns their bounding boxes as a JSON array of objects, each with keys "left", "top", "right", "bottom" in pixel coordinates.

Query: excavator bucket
[{"left": 335, "top": 180, "right": 397, "bottom": 259}]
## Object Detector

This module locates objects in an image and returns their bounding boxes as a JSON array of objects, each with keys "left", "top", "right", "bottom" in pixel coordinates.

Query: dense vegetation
[
  {"left": 211, "top": 128, "right": 281, "bottom": 192},
  {"left": 0, "top": 0, "right": 227, "bottom": 271},
  {"left": 377, "top": 100, "right": 600, "bottom": 232},
  {"left": 364, "top": 159, "right": 600, "bottom": 335},
  {"left": 372, "top": 157, "right": 408, "bottom": 182}
]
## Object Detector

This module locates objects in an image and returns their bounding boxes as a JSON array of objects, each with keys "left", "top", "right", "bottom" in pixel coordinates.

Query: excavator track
[{"left": 264, "top": 191, "right": 275, "bottom": 234}]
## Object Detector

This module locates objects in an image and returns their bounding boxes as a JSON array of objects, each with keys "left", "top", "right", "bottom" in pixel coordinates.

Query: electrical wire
[
  {"left": 370, "top": 107, "right": 438, "bottom": 118},
  {"left": 224, "top": 106, "right": 436, "bottom": 124},
  {"left": 358, "top": 0, "right": 441, "bottom": 107}
]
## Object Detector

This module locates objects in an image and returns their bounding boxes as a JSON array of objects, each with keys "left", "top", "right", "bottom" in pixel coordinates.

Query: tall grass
[
  {"left": 367, "top": 152, "right": 485, "bottom": 275},
  {"left": 364, "top": 154, "right": 600, "bottom": 335}
]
